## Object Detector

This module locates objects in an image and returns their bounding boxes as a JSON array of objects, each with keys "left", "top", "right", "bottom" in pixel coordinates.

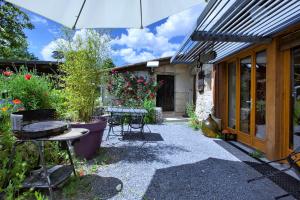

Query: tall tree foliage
[{"left": 0, "top": 0, "right": 37, "bottom": 60}]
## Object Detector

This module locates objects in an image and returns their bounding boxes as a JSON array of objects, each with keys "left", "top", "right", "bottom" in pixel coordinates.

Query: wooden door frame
[
  {"left": 225, "top": 46, "right": 267, "bottom": 152},
  {"left": 282, "top": 49, "right": 292, "bottom": 157}
]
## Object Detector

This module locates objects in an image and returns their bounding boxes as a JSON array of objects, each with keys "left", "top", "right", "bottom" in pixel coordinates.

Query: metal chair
[
  {"left": 127, "top": 114, "right": 145, "bottom": 137},
  {"left": 106, "top": 113, "right": 124, "bottom": 140},
  {"left": 248, "top": 146, "right": 300, "bottom": 199}
]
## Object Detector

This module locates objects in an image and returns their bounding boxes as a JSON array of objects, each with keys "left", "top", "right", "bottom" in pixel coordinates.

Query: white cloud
[
  {"left": 156, "top": 4, "right": 204, "bottom": 39},
  {"left": 41, "top": 2, "right": 206, "bottom": 64},
  {"left": 111, "top": 28, "right": 179, "bottom": 55},
  {"left": 41, "top": 38, "right": 66, "bottom": 61},
  {"left": 48, "top": 27, "right": 61, "bottom": 36},
  {"left": 41, "top": 29, "right": 110, "bottom": 61},
  {"left": 31, "top": 15, "right": 48, "bottom": 25},
  {"left": 161, "top": 50, "right": 176, "bottom": 58},
  {"left": 111, "top": 28, "right": 179, "bottom": 65},
  {"left": 113, "top": 48, "right": 155, "bottom": 64},
  {"left": 111, "top": 3, "right": 206, "bottom": 65}
]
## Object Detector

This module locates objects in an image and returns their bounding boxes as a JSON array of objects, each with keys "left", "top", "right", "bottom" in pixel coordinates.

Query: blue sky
[{"left": 23, "top": 3, "right": 205, "bottom": 66}]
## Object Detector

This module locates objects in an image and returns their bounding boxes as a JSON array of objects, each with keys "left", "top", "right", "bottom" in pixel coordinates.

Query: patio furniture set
[
  {"left": 106, "top": 107, "right": 150, "bottom": 140},
  {"left": 4, "top": 106, "right": 149, "bottom": 200},
  {"left": 5, "top": 109, "right": 90, "bottom": 200}
]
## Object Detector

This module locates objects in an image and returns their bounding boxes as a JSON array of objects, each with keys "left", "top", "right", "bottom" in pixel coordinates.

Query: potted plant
[{"left": 59, "top": 29, "right": 110, "bottom": 159}]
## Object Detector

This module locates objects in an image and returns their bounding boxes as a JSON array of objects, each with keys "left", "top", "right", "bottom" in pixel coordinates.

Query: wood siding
[{"left": 214, "top": 24, "right": 300, "bottom": 160}]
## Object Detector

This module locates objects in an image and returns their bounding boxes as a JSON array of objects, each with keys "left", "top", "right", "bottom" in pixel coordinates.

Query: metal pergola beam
[
  {"left": 191, "top": 31, "right": 272, "bottom": 43},
  {"left": 171, "top": 0, "right": 300, "bottom": 64}
]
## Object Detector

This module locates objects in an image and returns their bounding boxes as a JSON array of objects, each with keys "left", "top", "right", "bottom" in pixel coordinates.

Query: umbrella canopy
[{"left": 5, "top": 0, "right": 202, "bottom": 29}]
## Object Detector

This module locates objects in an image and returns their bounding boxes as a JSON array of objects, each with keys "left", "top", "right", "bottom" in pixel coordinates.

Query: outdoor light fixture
[
  {"left": 147, "top": 61, "right": 159, "bottom": 73},
  {"left": 196, "top": 57, "right": 205, "bottom": 94}
]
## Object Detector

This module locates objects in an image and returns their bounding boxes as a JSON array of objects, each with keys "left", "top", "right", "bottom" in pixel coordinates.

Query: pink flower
[
  {"left": 137, "top": 79, "right": 144, "bottom": 83},
  {"left": 111, "top": 69, "right": 117, "bottom": 74},
  {"left": 3, "top": 71, "right": 13, "bottom": 76}
]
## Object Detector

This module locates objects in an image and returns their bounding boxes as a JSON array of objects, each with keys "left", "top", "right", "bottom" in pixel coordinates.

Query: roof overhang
[{"left": 171, "top": 0, "right": 300, "bottom": 64}]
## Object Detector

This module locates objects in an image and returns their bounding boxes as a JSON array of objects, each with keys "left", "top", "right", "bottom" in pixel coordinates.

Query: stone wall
[
  {"left": 154, "top": 64, "right": 194, "bottom": 115},
  {"left": 195, "top": 64, "right": 214, "bottom": 121}
]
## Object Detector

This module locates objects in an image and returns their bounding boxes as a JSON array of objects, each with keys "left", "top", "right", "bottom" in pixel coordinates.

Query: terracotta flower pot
[{"left": 71, "top": 117, "right": 107, "bottom": 160}]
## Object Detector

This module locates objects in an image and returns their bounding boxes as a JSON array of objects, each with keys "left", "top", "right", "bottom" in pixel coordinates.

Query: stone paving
[{"left": 93, "top": 123, "right": 294, "bottom": 200}]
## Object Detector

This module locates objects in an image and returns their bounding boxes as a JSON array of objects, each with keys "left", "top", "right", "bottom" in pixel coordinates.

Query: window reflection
[
  {"left": 228, "top": 62, "right": 236, "bottom": 129},
  {"left": 240, "top": 56, "right": 251, "bottom": 134},
  {"left": 255, "top": 51, "right": 266, "bottom": 139}
]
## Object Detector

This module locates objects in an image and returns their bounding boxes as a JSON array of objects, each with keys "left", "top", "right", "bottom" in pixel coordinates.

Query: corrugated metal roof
[{"left": 171, "top": 0, "right": 300, "bottom": 64}]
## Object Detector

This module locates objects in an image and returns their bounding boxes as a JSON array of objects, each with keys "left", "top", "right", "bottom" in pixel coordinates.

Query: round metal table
[{"left": 7, "top": 123, "right": 89, "bottom": 200}]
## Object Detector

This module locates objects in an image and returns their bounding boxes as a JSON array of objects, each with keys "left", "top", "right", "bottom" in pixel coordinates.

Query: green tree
[
  {"left": 102, "top": 58, "right": 115, "bottom": 69},
  {"left": 58, "top": 29, "right": 111, "bottom": 122},
  {"left": 0, "top": 0, "right": 37, "bottom": 60}
]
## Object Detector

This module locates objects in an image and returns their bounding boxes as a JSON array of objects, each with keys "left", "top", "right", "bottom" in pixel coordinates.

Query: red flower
[
  {"left": 126, "top": 82, "right": 131, "bottom": 87},
  {"left": 25, "top": 74, "right": 32, "bottom": 80},
  {"left": 12, "top": 99, "right": 22, "bottom": 104},
  {"left": 137, "top": 79, "right": 144, "bottom": 83},
  {"left": 149, "top": 93, "right": 155, "bottom": 99},
  {"left": 3, "top": 71, "right": 13, "bottom": 76},
  {"left": 111, "top": 69, "right": 117, "bottom": 74}
]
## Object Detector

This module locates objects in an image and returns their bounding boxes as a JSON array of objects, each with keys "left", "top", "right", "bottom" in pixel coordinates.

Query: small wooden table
[{"left": 7, "top": 126, "right": 89, "bottom": 200}]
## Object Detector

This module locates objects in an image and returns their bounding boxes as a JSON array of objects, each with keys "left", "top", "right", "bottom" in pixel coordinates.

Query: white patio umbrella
[{"left": 5, "top": 0, "right": 202, "bottom": 29}]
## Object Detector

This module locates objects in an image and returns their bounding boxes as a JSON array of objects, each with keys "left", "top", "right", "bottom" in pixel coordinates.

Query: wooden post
[{"left": 266, "top": 38, "right": 284, "bottom": 160}]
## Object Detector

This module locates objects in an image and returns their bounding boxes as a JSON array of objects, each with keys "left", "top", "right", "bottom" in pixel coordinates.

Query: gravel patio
[{"left": 73, "top": 122, "right": 294, "bottom": 200}]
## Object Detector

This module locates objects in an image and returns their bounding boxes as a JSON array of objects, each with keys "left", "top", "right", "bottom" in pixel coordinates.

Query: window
[{"left": 228, "top": 62, "right": 236, "bottom": 129}]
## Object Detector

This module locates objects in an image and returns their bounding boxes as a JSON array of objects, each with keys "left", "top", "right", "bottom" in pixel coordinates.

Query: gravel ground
[{"left": 90, "top": 123, "right": 295, "bottom": 200}]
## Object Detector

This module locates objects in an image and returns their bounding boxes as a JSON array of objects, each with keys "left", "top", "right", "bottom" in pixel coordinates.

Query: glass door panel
[
  {"left": 255, "top": 51, "right": 267, "bottom": 139},
  {"left": 291, "top": 47, "right": 300, "bottom": 149},
  {"left": 228, "top": 62, "right": 236, "bottom": 129},
  {"left": 240, "top": 56, "right": 252, "bottom": 134}
]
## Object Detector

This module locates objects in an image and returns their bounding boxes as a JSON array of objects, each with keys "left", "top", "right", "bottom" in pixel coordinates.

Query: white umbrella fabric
[{"left": 5, "top": 0, "right": 202, "bottom": 29}]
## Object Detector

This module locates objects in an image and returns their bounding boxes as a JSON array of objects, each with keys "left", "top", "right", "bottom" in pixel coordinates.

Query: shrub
[
  {"left": 0, "top": 68, "right": 53, "bottom": 110},
  {"left": 186, "top": 103, "right": 201, "bottom": 130},
  {"left": 0, "top": 68, "right": 64, "bottom": 199},
  {"left": 58, "top": 29, "right": 110, "bottom": 122},
  {"left": 143, "top": 99, "right": 156, "bottom": 124},
  {"left": 108, "top": 71, "right": 163, "bottom": 107}
]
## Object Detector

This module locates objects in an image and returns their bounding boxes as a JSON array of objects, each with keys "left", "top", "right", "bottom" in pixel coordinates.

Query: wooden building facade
[
  {"left": 171, "top": 0, "right": 300, "bottom": 160},
  {"left": 214, "top": 24, "right": 300, "bottom": 160}
]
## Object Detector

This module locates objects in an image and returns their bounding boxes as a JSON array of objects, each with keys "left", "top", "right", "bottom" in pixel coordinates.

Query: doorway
[
  {"left": 290, "top": 46, "right": 300, "bottom": 150},
  {"left": 156, "top": 75, "right": 175, "bottom": 111},
  {"left": 227, "top": 50, "right": 267, "bottom": 152}
]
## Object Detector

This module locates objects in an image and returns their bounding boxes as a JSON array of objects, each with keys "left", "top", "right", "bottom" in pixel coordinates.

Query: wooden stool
[{"left": 222, "top": 129, "right": 237, "bottom": 141}]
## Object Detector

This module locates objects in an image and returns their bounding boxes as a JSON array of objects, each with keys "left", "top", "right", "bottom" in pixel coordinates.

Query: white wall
[{"left": 195, "top": 64, "right": 214, "bottom": 121}]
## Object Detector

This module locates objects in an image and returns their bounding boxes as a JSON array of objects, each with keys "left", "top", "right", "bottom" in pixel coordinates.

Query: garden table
[
  {"left": 106, "top": 107, "right": 148, "bottom": 139},
  {"left": 6, "top": 122, "right": 89, "bottom": 200}
]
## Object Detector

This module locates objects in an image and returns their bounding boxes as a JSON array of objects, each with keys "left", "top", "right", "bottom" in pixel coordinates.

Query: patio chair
[
  {"left": 106, "top": 113, "right": 124, "bottom": 140},
  {"left": 127, "top": 114, "right": 145, "bottom": 137},
  {"left": 248, "top": 146, "right": 300, "bottom": 199}
]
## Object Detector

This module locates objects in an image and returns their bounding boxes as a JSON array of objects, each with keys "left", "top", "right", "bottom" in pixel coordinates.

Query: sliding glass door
[
  {"left": 291, "top": 47, "right": 300, "bottom": 150},
  {"left": 227, "top": 50, "right": 267, "bottom": 150},
  {"left": 228, "top": 62, "right": 236, "bottom": 129},
  {"left": 240, "top": 56, "right": 252, "bottom": 134},
  {"left": 255, "top": 51, "right": 267, "bottom": 140}
]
